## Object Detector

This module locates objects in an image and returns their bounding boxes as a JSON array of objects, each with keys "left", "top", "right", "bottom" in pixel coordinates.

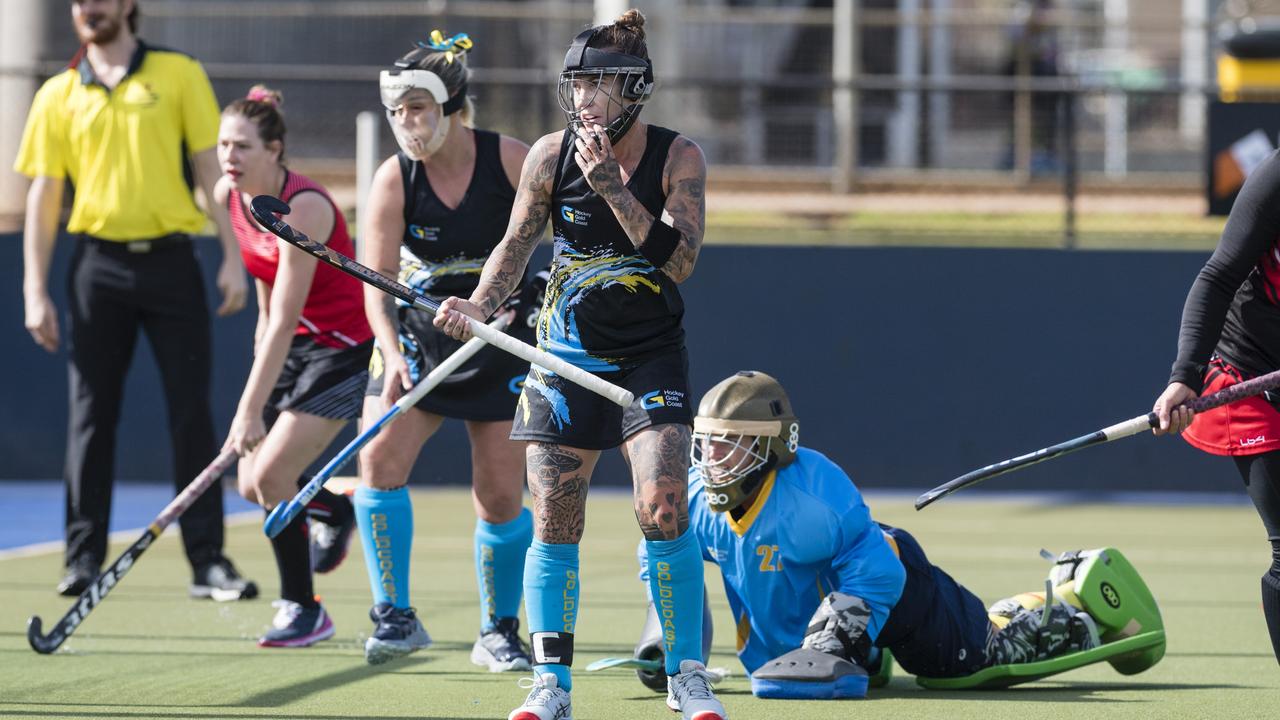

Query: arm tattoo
[
  {"left": 473, "top": 140, "right": 558, "bottom": 316},
  {"left": 527, "top": 443, "right": 591, "bottom": 544},
  {"left": 605, "top": 137, "right": 706, "bottom": 283},
  {"left": 626, "top": 424, "right": 692, "bottom": 541},
  {"left": 660, "top": 173, "right": 706, "bottom": 283}
]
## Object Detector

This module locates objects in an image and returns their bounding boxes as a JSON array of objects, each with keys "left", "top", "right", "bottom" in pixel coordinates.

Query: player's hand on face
[
  {"left": 433, "top": 296, "right": 485, "bottom": 341},
  {"left": 1152, "top": 382, "right": 1198, "bottom": 436},
  {"left": 573, "top": 123, "right": 622, "bottom": 198},
  {"left": 215, "top": 257, "right": 248, "bottom": 317},
  {"left": 24, "top": 290, "right": 59, "bottom": 353},
  {"left": 225, "top": 411, "right": 267, "bottom": 456}
]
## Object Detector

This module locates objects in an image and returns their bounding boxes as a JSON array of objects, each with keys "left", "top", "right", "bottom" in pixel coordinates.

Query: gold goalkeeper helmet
[{"left": 691, "top": 371, "right": 800, "bottom": 513}]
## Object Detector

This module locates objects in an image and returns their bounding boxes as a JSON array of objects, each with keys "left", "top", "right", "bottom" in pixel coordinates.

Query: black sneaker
[
  {"left": 309, "top": 509, "right": 355, "bottom": 574},
  {"left": 470, "top": 616, "right": 532, "bottom": 672},
  {"left": 258, "top": 600, "right": 336, "bottom": 648},
  {"left": 57, "top": 557, "right": 101, "bottom": 597},
  {"left": 364, "top": 603, "right": 432, "bottom": 665},
  {"left": 190, "top": 557, "right": 259, "bottom": 602}
]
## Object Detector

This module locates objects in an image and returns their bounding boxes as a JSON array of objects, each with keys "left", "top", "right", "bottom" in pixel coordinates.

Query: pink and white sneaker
[
  {"left": 508, "top": 672, "right": 572, "bottom": 720},
  {"left": 257, "top": 600, "right": 335, "bottom": 648}
]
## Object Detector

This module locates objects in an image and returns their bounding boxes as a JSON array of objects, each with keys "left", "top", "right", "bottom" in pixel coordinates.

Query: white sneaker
[
  {"left": 508, "top": 672, "right": 572, "bottom": 720},
  {"left": 666, "top": 659, "right": 728, "bottom": 720}
]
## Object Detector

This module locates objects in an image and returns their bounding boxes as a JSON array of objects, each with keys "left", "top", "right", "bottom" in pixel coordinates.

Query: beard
[{"left": 75, "top": 12, "right": 125, "bottom": 45}]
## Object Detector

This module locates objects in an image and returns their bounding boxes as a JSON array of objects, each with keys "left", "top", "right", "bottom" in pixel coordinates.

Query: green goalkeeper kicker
[{"left": 917, "top": 548, "right": 1165, "bottom": 690}]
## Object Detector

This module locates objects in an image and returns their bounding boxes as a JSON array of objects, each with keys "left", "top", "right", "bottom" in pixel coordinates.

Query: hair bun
[
  {"left": 246, "top": 84, "right": 283, "bottom": 109},
  {"left": 615, "top": 9, "right": 646, "bottom": 35}
]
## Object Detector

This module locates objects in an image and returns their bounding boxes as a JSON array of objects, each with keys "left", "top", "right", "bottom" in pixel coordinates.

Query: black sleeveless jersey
[
  {"left": 397, "top": 129, "right": 516, "bottom": 300},
  {"left": 540, "top": 124, "right": 685, "bottom": 371}
]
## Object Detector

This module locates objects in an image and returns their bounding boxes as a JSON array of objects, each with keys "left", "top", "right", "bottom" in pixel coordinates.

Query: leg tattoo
[
  {"left": 526, "top": 443, "right": 591, "bottom": 544},
  {"left": 627, "top": 424, "right": 692, "bottom": 541}
]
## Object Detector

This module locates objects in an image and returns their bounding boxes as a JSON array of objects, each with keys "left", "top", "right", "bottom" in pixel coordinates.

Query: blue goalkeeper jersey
[{"left": 685, "top": 447, "right": 906, "bottom": 674}]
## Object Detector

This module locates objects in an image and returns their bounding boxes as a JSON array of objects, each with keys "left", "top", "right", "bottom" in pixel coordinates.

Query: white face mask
[{"left": 380, "top": 70, "right": 452, "bottom": 160}]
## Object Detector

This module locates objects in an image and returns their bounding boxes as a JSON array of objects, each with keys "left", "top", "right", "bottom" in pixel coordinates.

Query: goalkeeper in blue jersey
[{"left": 633, "top": 370, "right": 1166, "bottom": 699}]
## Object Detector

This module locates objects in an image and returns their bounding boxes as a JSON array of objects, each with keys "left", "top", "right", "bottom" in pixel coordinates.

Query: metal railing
[{"left": 16, "top": 0, "right": 1216, "bottom": 191}]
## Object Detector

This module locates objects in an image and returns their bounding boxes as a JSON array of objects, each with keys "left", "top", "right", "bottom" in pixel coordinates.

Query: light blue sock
[
  {"left": 646, "top": 530, "right": 705, "bottom": 675},
  {"left": 525, "top": 539, "right": 579, "bottom": 691},
  {"left": 475, "top": 508, "right": 534, "bottom": 629},
  {"left": 354, "top": 486, "right": 413, "bottom": 608}
]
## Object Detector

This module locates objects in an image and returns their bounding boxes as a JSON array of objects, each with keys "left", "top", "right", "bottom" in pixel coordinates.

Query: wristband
[{"left": 638, "top": 219, "right": 681, "bottom": 268}]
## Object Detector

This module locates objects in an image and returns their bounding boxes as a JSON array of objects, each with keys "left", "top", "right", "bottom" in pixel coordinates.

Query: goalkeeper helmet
[{"left": 691, "top": 371, "right": 800, "bottom": 513}]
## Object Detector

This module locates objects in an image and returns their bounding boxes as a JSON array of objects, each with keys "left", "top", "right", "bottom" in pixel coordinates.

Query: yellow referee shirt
[{"left": 13, "top": 42, "right": 220, "bottom": 241}]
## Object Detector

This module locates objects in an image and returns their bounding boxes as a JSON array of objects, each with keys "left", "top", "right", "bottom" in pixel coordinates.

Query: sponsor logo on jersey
[
  {"left": 561, "top": 205, "right": 591, "bottom": 226},
  {"left": 641, "top": 389, "right": 686, "bottom": 411},
  {"left": 508, "top": 374, "right": 526, "bottom": 395},
  {"left": 1241, "top": 435, "right": 1268, "bottom": 447},
  {"left": 408, "top": 224, "right": 440, "bottom": 242}
]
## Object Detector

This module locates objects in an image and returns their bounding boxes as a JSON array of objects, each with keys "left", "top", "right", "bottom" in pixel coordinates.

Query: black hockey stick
[
  {"left": 915, "top": 367, "right": 1280, "bottom": 510},
  {"left": 249, "top": 195, "right": 632, "bottom": 407},
  {"left": 27, "top": 449, "right": 238, "bottom": 653}
]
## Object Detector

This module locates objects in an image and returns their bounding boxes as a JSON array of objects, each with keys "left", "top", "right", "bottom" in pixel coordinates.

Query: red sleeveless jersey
[{"left": 228, "top": 171, "right": 372, "bottom": 348}]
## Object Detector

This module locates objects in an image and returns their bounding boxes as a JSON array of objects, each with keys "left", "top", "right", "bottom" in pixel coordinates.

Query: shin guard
[
  {"left": 525, "top": 540, "right": 579, "bottom": 691},
  {"left": 644, "top": 530, "right": 705, "bottom": 676},
  {"left": 474, "top": 508, "right": 534, "bottom": 628},
  {"left": 353, "top": 486, "right": 413, "bottom": 608}
]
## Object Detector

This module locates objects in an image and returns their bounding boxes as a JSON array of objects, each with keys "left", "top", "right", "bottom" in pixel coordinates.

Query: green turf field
[{"left": 2, "top": 488, "right": 1275, "bottom": 719}]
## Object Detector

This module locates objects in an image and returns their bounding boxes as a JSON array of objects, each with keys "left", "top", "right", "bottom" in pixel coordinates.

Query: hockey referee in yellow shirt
[{"left": 15, "top": 0, "right": 256, "bottom": 601}]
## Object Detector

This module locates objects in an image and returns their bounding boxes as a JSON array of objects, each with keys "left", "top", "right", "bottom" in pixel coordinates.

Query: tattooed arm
[
  {"left": 575, "top": 124, "right": 707, "bottom": 283},
  {"left": 473, "top": 133, "right": 559, "bottom": 316},
  {"left": 436, "top": 133, "right": 559, "bottom": 340}
]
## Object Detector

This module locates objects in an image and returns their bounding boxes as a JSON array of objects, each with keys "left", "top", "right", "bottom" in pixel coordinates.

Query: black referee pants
[{"left": 63, "top": 236, "right": 224, "bottom": 573}]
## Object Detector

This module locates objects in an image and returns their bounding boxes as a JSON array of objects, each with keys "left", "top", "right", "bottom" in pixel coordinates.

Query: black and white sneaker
[
  {"left": 56, "top": 557, "right": 100, "bottom": 596},
  {"left": 365, "top": 603, "right": 432, "bottom": 665},
  {"left": 309, "top": 510, "right": 355, "bottom": 574},
  {"left": 190, "top": 558, "right": 259, "bottom": 602},
  {"left": 471, "top": 617, "right": 532, "bottom": 672}
]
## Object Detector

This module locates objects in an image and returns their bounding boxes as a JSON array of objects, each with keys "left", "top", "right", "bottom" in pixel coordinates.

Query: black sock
[
  {"left": 270, "top": 511, "right": 317, "bottom": 608},
  {"left": 1262, "top": 573, "right": 1280, "bottom": 665},
  {"left": 296, "top": 474, "right": 353, "bottom": 525}
]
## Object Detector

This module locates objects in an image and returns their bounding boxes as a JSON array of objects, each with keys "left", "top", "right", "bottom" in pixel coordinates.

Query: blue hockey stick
[{"left": 263, "top": 315, "right": 508, "bottom": 538}]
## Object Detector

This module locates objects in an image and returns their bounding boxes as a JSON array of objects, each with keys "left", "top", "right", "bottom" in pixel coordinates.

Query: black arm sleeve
[{"left": 1170, "top": 150, "right": 1280, "bottom": 393}]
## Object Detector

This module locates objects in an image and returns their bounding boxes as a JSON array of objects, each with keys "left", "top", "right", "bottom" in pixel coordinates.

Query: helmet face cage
[
  {"left": 557, "top": 67, "right": 649, "bottom": 143},
  {"left": 690, "top": 431, "right": 775, "bottom": 512}
]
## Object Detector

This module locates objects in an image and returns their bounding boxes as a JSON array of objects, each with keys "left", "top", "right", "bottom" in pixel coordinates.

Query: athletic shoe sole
[
  {"left": 365, "top": 633, "right": 432, "bottom": 665},
  {"left": 470, "top": 642, "right": 532, "bottom": 672},
  {"left": 190, "top": 581, "right": 260, "bottom": 602},
  {"left": 258, "top": 616, "right": 336, "bottom": 648}
]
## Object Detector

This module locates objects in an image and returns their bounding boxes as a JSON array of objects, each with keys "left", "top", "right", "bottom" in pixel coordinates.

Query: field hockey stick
[
  {"left": 250, "top": 195, "right": 633, "bottom": 408},
  {"left": 27, "top": 448, "right": 239, "bottom": 654},
  {"left": 263, "top": 315, "right": 507, "bottom": 538},
  {"left": 915, "top": 367, "right": 1280, "bottom": 510}
]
